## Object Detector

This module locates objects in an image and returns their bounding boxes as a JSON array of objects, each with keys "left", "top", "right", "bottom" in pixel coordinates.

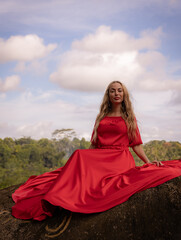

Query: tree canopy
[{"left": 0, "top": 136, "right": 180, "bottom": 189}]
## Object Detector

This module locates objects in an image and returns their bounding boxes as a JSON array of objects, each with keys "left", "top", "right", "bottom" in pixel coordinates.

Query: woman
[
  {"left": 12, "top": 81, "right": 181, "bottom": 221},
  {"left": 89, "top": 81, "right": 162, "bottom": 166}
]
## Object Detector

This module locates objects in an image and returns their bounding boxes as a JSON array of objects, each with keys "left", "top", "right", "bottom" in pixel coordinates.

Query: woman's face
[{"left": 108, "top": 82, "right": 124, "bottom": 105}]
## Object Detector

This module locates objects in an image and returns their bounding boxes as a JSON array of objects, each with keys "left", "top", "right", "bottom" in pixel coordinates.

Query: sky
[{"left": 0, "top": 0, "right": 181, "bottom": 143}]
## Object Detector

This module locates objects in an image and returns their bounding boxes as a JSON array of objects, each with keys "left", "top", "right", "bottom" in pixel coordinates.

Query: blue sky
[{"left": 0, "top": 0, "right": 181, "bottom": 142}]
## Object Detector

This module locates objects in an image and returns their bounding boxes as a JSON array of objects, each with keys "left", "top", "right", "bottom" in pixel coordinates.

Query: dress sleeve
[{"left": 129, "top": 119, "right": 143, "bottom": 147}]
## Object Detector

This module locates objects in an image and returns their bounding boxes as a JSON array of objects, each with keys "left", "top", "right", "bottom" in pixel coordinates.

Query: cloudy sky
[{"left": 0, "top": 0, "right": 181, "bottom": 143}]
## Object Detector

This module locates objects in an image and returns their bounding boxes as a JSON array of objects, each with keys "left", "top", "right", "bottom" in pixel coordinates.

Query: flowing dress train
[{"left": 12, "top": 116, "right": 181, "bottom": 220}]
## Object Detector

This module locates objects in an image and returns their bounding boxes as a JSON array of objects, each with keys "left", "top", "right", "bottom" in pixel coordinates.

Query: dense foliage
[
  {"left": 0, "top": 137, "right": 180, "bottom": 189},
  {"left": 0, "top": 136, "right": 90, "bottom": 189},
  {"left": 131, "top": 140, "right": 181, "bottom": 165}
]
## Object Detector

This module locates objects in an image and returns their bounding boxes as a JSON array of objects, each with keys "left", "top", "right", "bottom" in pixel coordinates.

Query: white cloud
[
  {"left": 50, "top": 25, "right": 181, "bottom": 95},
  {"left": 0, "top": 122, "right": 17, "bottom": 139},
  {"left": 0, "top": 88, "right": 180, "bottom": 142},
  {"left": 132, "top": 90, "right": 181, "bottom": 143},
  {"left": 140, "top": 116, "right": 181, "bottom": 143},
  {"left": 1, "top": 1, "right": 180, "bottom": 17},
  {"left": 0, "top": 93, "right": 6, "bottom": 99},
  {"left": 72, "top": 26, "right": 162, "bottom": 53},
  {"left": 168, "top": 90, "right": 181, "bottom": 106},
  {"left": 136, "top": 78, "right": 181, "bottom": 92},
  {"left": 0, "top": 0, "right": 180, "bottom": 38},
  {"left": 0, "top": 89, "right": 98, "bottom": 140},
  {"left": 49, "top": 26, "right": 167, "bottom": 91},
  {"left": 0, "top": 75, "right": 20, "bottom": 92},
  {"left": 14, "top": 59, "right": 48, "bottom": 75},
  {"left": 50, "top": 50, "right": 142, "bottom": 91},
  {"left": 0, "top": 34, "right": 57, "bottom": 63},
  {"left": 16, "top": 121, "right": 53, "bottom": 139}
]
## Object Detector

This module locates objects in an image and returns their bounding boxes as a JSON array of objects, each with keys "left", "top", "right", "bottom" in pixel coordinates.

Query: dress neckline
[{"left": 105, "top": 116, "right": 122, "bottom": 118}]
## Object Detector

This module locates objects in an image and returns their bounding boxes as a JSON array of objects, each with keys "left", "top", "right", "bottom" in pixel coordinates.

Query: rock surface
[{"left": 0, "top": 177, "right": 181, "bottom": 240}]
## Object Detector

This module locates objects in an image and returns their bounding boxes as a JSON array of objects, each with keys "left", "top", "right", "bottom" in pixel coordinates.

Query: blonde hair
[{"left": 91, "top": 81, "right": 137, "bottom": 144}]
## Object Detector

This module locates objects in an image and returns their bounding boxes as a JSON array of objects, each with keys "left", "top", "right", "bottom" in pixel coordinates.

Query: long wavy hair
[{"left": 91, "top": 81, "right": 137, "bottom": 144}]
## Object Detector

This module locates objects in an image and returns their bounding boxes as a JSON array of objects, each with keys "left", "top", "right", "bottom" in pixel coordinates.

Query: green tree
[
  {"left": 52, "top": 128, "right": 76, "bottom": 140},
  {"left": 80, "top": 137, "right": 90, "bottom": 149}
]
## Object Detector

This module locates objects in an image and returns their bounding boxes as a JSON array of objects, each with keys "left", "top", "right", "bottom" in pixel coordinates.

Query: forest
[{"left": 0, "top": 133, "right": 181, "bottom": 190}]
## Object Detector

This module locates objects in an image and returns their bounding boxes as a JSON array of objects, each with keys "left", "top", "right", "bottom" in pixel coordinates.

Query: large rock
[{"left": 0, "top": 177, "right": 180, "bottom": 240}]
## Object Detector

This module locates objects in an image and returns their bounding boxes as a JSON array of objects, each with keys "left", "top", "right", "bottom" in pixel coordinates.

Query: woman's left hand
[{"left": 152, "top": 160, "right": 164, "bottom": 167}]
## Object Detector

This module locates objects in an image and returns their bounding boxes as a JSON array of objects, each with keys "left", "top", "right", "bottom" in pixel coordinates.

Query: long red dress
[{"left": 12, "top": 116, "right": 181, "bottom": 221}]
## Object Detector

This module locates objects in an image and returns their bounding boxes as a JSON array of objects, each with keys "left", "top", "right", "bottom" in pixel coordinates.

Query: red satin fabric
[{"left": 12, "top": 116, "right": 181, "bottom": 220}]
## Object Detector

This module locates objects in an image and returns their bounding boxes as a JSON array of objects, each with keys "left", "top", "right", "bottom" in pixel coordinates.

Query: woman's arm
[{"left": 132, "top": 144, "right": 163, "bottom": 166}]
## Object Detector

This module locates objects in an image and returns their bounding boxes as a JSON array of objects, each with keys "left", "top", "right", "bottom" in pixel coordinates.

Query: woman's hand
[
  {"left": 151, "top": 160, "right": 164, "bottom": 167},
  {"left": 132, "top": 145, "right": 164, "bottom": 167}
]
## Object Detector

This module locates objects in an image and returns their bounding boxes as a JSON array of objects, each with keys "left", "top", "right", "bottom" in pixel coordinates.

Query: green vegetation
[
  {"left": 0, "top": 136, "right": 180, "bottom": 189},
  {"left": 131, "top": 140, "right": 181, "bottom": 165},
  {"left": 0, "top": 136, "right": 90, "bottom": 189}
]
